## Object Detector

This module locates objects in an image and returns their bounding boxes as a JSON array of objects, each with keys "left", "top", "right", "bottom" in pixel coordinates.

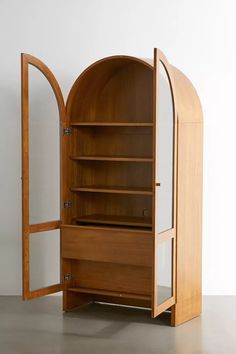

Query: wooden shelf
[
  {"left": 76, "top": 214, "right": 152, "bottom": 228},
  {"left": 68, "top": 287, "right": 151, "bottom": 301},
  {"left": 71, "top": 122, "right": 153, "bottom": 127},
  {"left": 70, "top": 155, "right": 153, "bottom": 162},
  {"left": 71, "top": 185, "right": 152, "bottom": 195}
]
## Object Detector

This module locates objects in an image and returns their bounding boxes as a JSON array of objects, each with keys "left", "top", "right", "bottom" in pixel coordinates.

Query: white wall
[{"left": 0, "top": 0, "right": 235, "bottom": 295}]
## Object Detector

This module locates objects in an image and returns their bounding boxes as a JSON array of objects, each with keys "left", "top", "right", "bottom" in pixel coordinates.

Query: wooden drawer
[{"left": 61, "top": 225, "right": 153, "bottom": 267}]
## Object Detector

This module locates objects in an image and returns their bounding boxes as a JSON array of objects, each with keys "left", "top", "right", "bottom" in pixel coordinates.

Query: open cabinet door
[
  {"left": 21, "top": 54, "right": 66, "bottom": 300},
  {"left": 152, "top": 49, "right": 177, "bottom": 317}
]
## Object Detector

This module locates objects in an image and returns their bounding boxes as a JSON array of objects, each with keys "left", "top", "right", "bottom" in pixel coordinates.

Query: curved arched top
[
  {"left": 21, "top": 53, "right": 66, "bottom": 124},
  {"left": 154, "top": 49, "right": 202, "bottom": 124},
  {"left": 87, "top": 54, "right": 154, "bottom": 69},
  {"left": 170, "top": 66, "right": 203, "bottom": 124},
  {"left": 66, "top": 55, "right": 153, "bottom": 118},
  {"left": 66, "top": 54, "right": 154, "bottom": 123},
  {"left": 22, "top": 51, "right": 202, "bottom": 126},
  {"left": 66, "top": 49, "right": 202, "bottom": 125}
]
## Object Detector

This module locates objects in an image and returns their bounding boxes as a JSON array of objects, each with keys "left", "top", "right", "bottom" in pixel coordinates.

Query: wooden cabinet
[{"left": 21, "top": 49, "right": 203, "bottom": 326}]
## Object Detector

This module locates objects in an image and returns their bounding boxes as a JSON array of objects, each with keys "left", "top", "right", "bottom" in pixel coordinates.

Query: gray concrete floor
[{"left": 0, "top": 296, "right": 236, "bottom": 354}]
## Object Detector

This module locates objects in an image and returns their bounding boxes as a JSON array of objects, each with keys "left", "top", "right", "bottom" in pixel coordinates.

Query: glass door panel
[
  {"left": 157, "top": 238, "right": 173, "bottom": 304},
  {"left": 30, "top": 230, "right": 60, "bottom": 291},
  {"left": 29, "top": 65, "right": 60, "bottom": 224},
  {"left": 156, "top": 61, "right": 174, "bottom": 233}
]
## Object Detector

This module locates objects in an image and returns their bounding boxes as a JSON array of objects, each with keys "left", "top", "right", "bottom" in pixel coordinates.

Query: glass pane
[
  {"left": 157, "top": 238, "right": 172, "bottom": 304},
  {"left": 156, "top": 62, "right": 174, "bottom": 233},
  {"left": 29, "top": 65, "right": 60, "bottom": 224},
  {"left": 29, "top": 230, "right": 60, "bottom": 291}
]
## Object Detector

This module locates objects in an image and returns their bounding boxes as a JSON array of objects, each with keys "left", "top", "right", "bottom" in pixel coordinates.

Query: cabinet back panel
[
  {"left": 71, "top": 260, "right": 152, "bottom": 295},
  {"left": 72, "top": 161, "right": 152, "bottom": 189},
  {"left": 72, "top": 126, "right": 152, "bottom": 157},
  {"left": 74, "top": 193, "right": 152, "bottom": 219},
  {"left": 70, "top": 60, "right": 153, "bottom": 123}
]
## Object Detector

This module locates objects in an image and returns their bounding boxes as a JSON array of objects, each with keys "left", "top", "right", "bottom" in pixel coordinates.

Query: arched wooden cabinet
[{"left": 21, "top": 49, "right": 203, "bottom": 326}]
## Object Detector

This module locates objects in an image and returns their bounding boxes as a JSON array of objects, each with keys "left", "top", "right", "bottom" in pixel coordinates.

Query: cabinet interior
[{"left": 68, "top": 59, "right": 153, "bottom": 230}]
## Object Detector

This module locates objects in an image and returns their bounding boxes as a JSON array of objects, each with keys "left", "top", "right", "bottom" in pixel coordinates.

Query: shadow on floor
[{"left": 62, "top": 302, "right": 171, "bottom": 338}]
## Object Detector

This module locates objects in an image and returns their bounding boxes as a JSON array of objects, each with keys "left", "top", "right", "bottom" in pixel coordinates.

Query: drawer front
[{"left": 61, "top": 226, "right": 153, "bottom": 267}]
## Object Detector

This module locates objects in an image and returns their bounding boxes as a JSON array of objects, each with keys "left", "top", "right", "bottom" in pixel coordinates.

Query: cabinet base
[
  {"left": 171, "top": 298, "right": 202, "bottom": 326},
  {"left": 63, "top": 290, "right": 93, "bottom": 312}
]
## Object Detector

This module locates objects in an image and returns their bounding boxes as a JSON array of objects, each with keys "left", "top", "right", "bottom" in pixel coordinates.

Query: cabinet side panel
[{"left": 172, "top": 122, "right": 203, "bottom": 326}]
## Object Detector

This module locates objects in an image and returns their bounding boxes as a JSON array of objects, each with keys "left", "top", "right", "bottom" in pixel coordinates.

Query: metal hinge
[
  {"left": 64, "top": 200, "right": 72, "bottom": 208},
  {"left": 63, "top": 274, "right": 72, "bottom": 281},
  {"left": 63, "top": 127, "right": 72, "bottom": 135}
]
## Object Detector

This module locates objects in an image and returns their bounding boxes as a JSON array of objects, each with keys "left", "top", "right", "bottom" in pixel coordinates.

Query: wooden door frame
[
  {"left": 152, "top": 48, "right": 178, "bottom": 317},
  {"left": 21, "top": 53, "right": 66, "bottom": 299}
]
